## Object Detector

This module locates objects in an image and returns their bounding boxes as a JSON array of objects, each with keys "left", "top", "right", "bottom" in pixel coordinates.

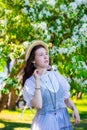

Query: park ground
[{"left": 0, "top": 95, "right": 87, "bottom": 130}]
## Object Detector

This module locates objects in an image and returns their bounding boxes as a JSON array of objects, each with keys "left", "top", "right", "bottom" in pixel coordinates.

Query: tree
[{"left": 0, "top": 0, "right": 87, "bottom": 110}]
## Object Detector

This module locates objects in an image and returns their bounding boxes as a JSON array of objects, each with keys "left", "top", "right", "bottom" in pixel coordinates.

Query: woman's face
[{"left": 33, "top": 47, "right": 49, "bottom": 69}]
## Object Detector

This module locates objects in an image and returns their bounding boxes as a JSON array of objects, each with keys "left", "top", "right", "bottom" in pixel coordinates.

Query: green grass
[
  {"left": 0, "top": 95, "right": 87, "bottom": 130},
  {"left": 70, "top": 95, "right": 87, "bottom": 130},
  {"left": 0, "top": 109, "right": 35, "bottom": 130}
]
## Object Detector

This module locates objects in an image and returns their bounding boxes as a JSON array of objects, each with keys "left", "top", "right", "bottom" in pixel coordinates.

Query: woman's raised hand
[{"left": 33, "top": 69, "right": 40, "bottom": 80}]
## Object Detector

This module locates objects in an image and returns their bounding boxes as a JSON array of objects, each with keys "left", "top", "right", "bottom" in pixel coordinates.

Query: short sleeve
[
  {"left": 54, "top": 71, "right": 71, "bottom": 99},
  {"left": 23, "top": 77, "right": 35, "bottom": 108}
]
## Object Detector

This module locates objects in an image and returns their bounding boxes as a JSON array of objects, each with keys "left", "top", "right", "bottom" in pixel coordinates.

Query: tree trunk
[
  {"left": 7, "top": 88, "right": 18, "bottom": 110},
  {"left": 76, "top": 92, "right": 83, "bottom": 99},
  {"left": 0, "top": 94, "right": 9, "bottom": 111}
]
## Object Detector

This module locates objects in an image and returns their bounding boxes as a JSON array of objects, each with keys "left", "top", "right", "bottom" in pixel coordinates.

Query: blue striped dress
[{"left": 23, "top": 70, "right": 73, "bottom": 130}]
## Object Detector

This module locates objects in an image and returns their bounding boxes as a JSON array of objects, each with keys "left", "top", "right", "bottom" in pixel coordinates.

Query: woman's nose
[{"left": 44, "top": 55, "right": 48, "bottom": 59}]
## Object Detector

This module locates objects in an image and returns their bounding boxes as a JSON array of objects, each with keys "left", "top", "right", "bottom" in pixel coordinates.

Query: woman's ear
[
  {"left": 32, "top": 61, "right": 36, "bottom": 68},
  {"left": 32, "top": 60, "right": 35, "bottom": 64}
]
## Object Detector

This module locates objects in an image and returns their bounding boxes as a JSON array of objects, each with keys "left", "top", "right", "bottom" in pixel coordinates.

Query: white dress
[{"left": 23, "top": 70, "right": 73, "bottom": 130}]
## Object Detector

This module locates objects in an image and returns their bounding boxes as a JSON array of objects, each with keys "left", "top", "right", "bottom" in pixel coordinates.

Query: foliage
[{"left": 0, "top": 0, "right": 87, "bottom": 96}]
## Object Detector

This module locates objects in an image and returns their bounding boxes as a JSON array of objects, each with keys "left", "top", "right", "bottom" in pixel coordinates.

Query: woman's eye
[
  {"left": 39, "top": 53, "right": 43, "bottom": 56},
  {"left": 38, "top": 52, "right": 48, "bottom": 56}
]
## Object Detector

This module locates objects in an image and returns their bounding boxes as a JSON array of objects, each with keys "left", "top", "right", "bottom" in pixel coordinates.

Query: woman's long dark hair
[{"left": 22, "top": 45, "right": 49, "bottom": 86}]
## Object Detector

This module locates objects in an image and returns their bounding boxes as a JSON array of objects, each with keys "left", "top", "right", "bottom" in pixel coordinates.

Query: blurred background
[{"left": 0, "top": 0, "right": 87, "bottom": 129}]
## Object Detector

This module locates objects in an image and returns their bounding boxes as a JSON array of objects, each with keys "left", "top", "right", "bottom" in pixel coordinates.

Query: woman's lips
[{"left": 44, "top": 60, "right": 48, "bottom": 63}]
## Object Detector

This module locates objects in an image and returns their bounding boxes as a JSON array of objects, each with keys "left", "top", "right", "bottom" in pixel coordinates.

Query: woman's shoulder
[
  {"left": 48, "top": 70, "right": 61, "bottom": 77},
  {"left": 50, "top": 70, "right": 69, "bottom": 84},
  {"left": 47, "top": 70, "right": 62, "bottom": 80}
]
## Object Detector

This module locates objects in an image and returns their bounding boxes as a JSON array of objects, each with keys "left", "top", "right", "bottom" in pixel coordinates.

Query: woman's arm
[
  {"left": 65, "top": 98, "right": 80, "bottom": 124},
  {"left": 30, "top": 69, "right": 42, "bottom": 109}
]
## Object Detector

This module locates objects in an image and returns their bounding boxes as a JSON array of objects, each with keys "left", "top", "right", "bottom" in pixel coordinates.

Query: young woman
[{"left": 22, "top": 40, "right": 80, "bottom": 130}]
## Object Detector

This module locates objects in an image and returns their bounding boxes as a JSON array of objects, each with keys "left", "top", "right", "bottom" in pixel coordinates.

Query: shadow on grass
[
  {"left": 0, "top": 119, "right": 31, "bottom": 130},
  {"left": 0, "top": 112, "right": 87, "bottom": 130},
  {"left": 80, "top": 112, "right": 87, "bottom": 119},
  {"left": 74, "top": 121, "right": 87, "bottom": 130},
  {"left": 72, "top": 112, "right": 87, "bottom": 130}
]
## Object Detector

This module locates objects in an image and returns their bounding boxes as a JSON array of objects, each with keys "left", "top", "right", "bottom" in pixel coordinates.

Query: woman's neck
[{"left": 37, "top": 68, "right": 47, "bottom": 75}]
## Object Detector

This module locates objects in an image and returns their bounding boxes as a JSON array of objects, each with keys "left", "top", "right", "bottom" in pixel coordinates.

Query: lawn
[{"left": 0, "top": 95, "right": 87, "bottom": 130}]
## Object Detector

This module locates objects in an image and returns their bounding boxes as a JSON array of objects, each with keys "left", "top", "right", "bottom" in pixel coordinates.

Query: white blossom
[
  {"left": 75, "top": 0, "right": 83, "bottom": 6},
  {"left": 79, "top": 34, "right": 87, "bottom": 46},
  {"left": 32, "top": 23, "right": 38, "bottom": 30},
  {"left": 43, "top": 29, "right": 51, "bottom": 40},
  {"left": 49, "top": 26, "right": 55, "bottom": 33},
  {"left": 78, "top": 61, "right": 87, "bottom": 69},
  {"left": 75, "top": 0, "right": 87, "bottom": 6},
  {"left": 82, "top": 80, "right": 87, "bottom": 86},
  {"left": 38, "top": 22, "right": 47, "bottom": 30},
  {"left": 73, "top": 25, "right": 79, "bottom": 34},
  {"left": 39, "top": 12, "right": 43, "bottom": 19},
  {"left": 9, "top": 60, "right": 15, "bottom": 72},
  {"left": 60, "top": 4, "right": 68, "bottom": 12},
  {"left": 0, "top": 67, "right": 8, "bottom": 89},
  {"left": 69, "top": 2, "right": 77, "bottom": 10},
  {"left": 29, "top": 8, "right": 34, "bottom": 13},
  {"left": 79, "top": 23, "right": 87, "bottom": 34},
  {"left": 0, "top": 19, "right": 5, "bottom": 25},
  {"left": 82, "top": 0, "right": 87, "bottom": 5},
  {"left": 47, "top": 35, "right": 51, "bottom": 40},
  {"left": 33, "top": 22, "right": 47, "bottom": 31},
  {"left": 67, "top": 77, "right": 72, "bottom": 82},
  {"left": 5, "top": 9, "right": 12, "bottom": 15},
  {"left": 29, "top": 16, "right": 34, "bottom": 20},
  {"left": 58, "top": 47, "right": 68, "bottom": 54},
  {"left": 72, "top": 23, "right": 87, "bottom": 46},
  {"left": 47, "top": 0, "right": 56, "bottom": 7},
  {"left": 72, "top": 56, "right": 76, "bottom": 63},
  {"left": 52, "top": 65, "right": 58, "bottom": 71},
  {"left": 68, "top": 46, "right": 76, "bottom": 55},
  {"left": 24, "top": 0, "right": 29, "bottom": 5},
  {"left": 81, "top": 14, "right": 87, "bottom": 22},
  {"left": 56, "top": 19, "right": 61, "bottom": 25},
  {"left": 39, "top": 9, "right": 52, "bottom": 19},
  {"left": 23, "top": 41, "right": 30, "bottom": 48},
  {"left": 51, "top": 46, "right": 58, "bottom": 55},
  {"left": 22, "top": 8, "right": 28, "bottom": 14},
  {"left": 45, "top": 34, "right": 51, "bottom": 40},
  {"left": 71, "top": 35, "right": 78, "bottom": 42},
  {"left": 37, "top": 0, "right": 42, "bottom": 5},
  {"left": 45, "top": 10, "right": 52, "bottom": 17},
  {"left": 74, "top": 77, "right": 83, "bottom": 85},
  {"left": 57, "top": 26, "right": 62, "bottom": 32},
  {"left": 0, "top": 47, "right": 2, "bottom": 52}
]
